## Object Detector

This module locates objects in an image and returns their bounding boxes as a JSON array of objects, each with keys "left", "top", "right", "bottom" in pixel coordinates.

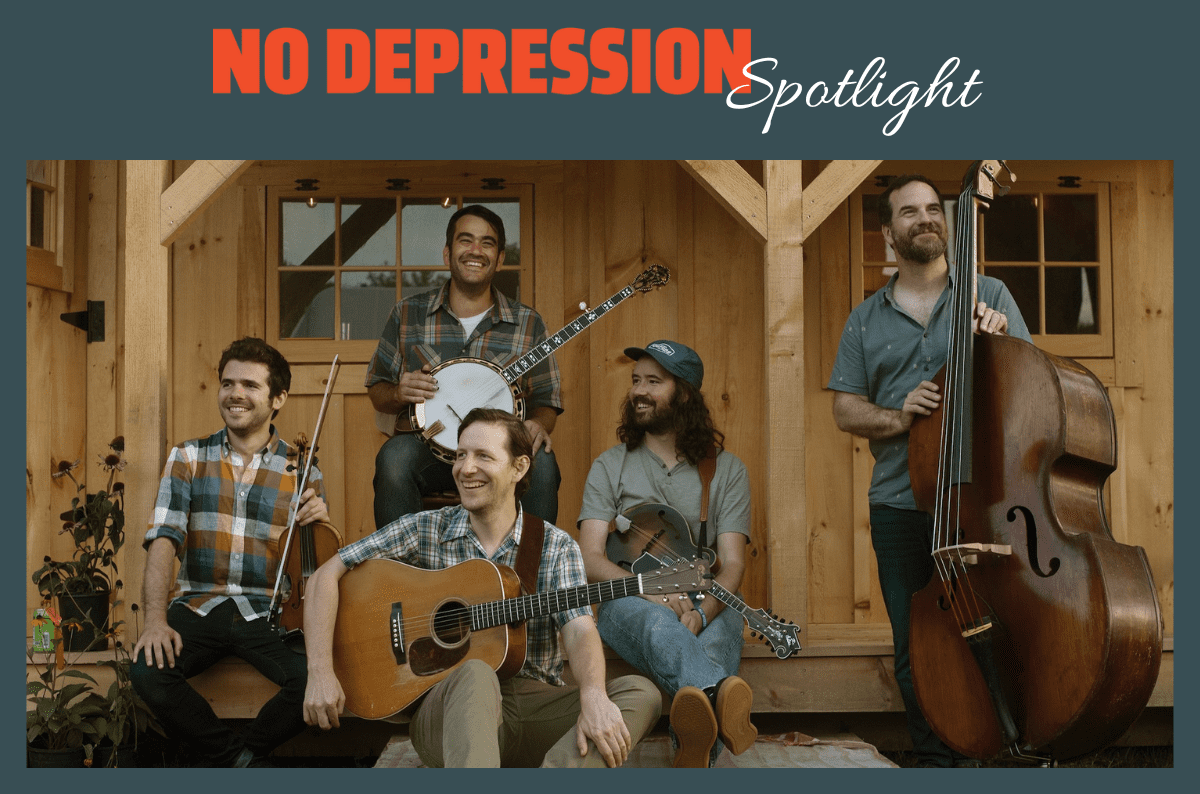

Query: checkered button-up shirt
[
  {"left": 143, "top": 427, "right": 328, "bottom": 621},
  {"left": 364, "top": 283, "right": 563, "bottom": 414},
  {"left": 339, "top": 505, "right": 590, "bottom": 686}
]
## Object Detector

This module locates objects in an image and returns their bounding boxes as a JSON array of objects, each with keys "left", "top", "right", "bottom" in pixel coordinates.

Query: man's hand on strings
[
  {"left": 295, "top": 489, "right": 330, "bottom": 526},
  {"left": 973, "top": 302, "right": 1009, "bottom": 335},
  {"left": 396, "top": 365, "right": 438, "bottom": 406}
]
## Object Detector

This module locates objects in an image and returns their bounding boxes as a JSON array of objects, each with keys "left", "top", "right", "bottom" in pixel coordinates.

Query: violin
[{"left": 906, "top": 161, "right": 1162, "bottom": 761}]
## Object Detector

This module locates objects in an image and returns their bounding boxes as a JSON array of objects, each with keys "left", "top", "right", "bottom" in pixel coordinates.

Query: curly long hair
[{"left": 617, "top": 377, "right": 724, "bottom": 465}]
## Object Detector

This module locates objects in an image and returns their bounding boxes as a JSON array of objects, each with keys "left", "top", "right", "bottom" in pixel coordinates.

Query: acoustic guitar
[
  {"left": 332, "top": 556, "right": 710, "bottom": 719},
  {"left": 606, "top": 502, "right": 802, "bottom": 658}
]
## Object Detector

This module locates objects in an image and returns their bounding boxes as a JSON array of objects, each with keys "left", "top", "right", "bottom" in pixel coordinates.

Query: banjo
[{"left": 376, "top": 263, "right": 670, "bottom": 462}]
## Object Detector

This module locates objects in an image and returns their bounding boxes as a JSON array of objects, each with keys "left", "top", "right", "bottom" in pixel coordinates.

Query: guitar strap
[
  {"left": 697, "top": 444, "right": 717, "bottom": 551},
  {"left": 515, "top": 510, "right": 546, "bottom": 595}
]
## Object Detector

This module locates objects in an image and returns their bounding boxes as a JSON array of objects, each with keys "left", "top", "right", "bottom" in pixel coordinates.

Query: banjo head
[{"left": 410, "top": 358, "right": 524, "bottom": 463}]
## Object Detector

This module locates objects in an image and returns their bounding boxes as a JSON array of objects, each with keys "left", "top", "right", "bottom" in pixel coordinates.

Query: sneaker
[
  {"left": 714, "top": 676, "right": 757, "bottom": 755},
  {"left": 670, "top": 687, "right": 718, "bottom": 768}
]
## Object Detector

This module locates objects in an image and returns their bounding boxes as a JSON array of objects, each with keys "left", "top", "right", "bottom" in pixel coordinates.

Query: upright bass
[{"left": 906, "top": 161, "right": 1162, "bottom": 761}]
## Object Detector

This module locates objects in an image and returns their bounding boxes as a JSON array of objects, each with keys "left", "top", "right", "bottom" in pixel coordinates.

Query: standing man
[
  {"left": 578, "top": 341, "right": 757, "bottom": 768},
  {"left": 302, "top": 408, "right": 661, "bottom": 768},
  {"left": 366, "top": 205, "right": 562, "bottom": 527},
  {"left": 132, "top": 337, "right": 334, "bottom": 767},
  {"left": 828, "top": 175, "right": 1031, "bottom": 767}
]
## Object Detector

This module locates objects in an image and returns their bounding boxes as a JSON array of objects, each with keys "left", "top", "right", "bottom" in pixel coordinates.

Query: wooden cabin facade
[{"left": 26, "top": 160, "right": 1173, "bottom": 742}]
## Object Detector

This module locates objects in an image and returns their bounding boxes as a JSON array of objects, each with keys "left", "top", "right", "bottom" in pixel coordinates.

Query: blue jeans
[
  {"left": 373, "top": 432, "right": 561, "bottom": 528},
  {"left": 870, "top": 504, "right": 964, "bottom": 766},
  {"left": 130, "top": 600, "right": 307, "bottom": 766}
]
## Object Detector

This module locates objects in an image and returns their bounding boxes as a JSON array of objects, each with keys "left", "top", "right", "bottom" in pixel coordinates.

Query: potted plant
[
  {"left": 32, "top": 438, "right": 127, "bottom": 652},
  {"left": 26, "top": 618, "right": 109, "bottom": 767},
  {"left": 93, "top": 604, "right": 166, "bottom": 767}
]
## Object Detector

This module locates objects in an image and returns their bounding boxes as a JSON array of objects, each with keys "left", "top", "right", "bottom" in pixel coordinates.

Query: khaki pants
[{"left": 409, "top": 659, "right": 661, "bottom": 767}]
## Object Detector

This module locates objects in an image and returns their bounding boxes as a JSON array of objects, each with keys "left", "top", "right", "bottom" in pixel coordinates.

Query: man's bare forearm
[{"left": 832, "top": 392, "right": 909, "bottom": 441}]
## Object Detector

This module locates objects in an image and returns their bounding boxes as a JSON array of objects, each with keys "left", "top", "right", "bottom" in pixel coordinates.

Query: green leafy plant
[
  {"left": 32, "top": 438, "right": 126, "bottom": 599},
  {"left": 26, "top": 629, "right": 108, "bottom": 751},
  {"left": 94, "top": 604, "right": 165, "bottom": 764}
]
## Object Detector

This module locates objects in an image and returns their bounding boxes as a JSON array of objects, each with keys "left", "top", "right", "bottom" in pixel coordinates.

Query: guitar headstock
[
  {"left": 744, "top": 606, "right": 802, "bottom": 659},
  {"left": 632, "top": 264, "right": 670, "bottom": 293},
  {"left": 638, "top": 560, "right": 711, "bottom": 594}
]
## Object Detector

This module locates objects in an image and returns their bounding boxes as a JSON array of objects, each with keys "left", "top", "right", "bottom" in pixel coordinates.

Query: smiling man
[
  {"left": 301, "top": 408, "right": 661, "bottom": 768},
  {"left": 131, "top": 337, "right": 334, "bottom": 767},
  {"left": 366, "top": 205, "right": 563, "bottom": 528}
]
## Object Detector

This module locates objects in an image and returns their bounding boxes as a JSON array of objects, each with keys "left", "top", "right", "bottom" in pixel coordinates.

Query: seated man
[
  {"left": 578, "top": 341, "right": 757, "bottom": 768},
  {"left": 132, "top": 337, "right": 335, "bottom": 767},
  {"left": 366, "top": 205, "right": 562, "bottom": 527},
  {"left": 302, "top": 408, "right": 660, "bottom": 768}
]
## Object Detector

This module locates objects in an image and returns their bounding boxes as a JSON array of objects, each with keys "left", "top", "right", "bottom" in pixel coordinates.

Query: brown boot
[
  {"left": 714, "top": 676, "right": 757, "bottom": 755},
  {"left": 670, "top": 686, "right": 718, "bottom": 768}
]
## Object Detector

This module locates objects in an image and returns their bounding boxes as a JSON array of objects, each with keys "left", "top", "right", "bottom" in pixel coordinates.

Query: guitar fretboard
[
  {"left": 500, "top": 285, "right": 637, "bottom": 384},
  {"left": 471, "top": 574, "right": 643, "bottom": 629}
]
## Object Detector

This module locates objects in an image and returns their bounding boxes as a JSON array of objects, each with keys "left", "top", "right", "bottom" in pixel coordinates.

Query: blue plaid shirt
[
  {"left": 339, "top": 505, "right": 590, "bottom": 686},
  {"left": 143, "top": 427, "right": 328, "bottom": 620}
]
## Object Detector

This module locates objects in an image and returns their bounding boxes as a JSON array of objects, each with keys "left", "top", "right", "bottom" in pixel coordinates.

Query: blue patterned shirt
[{"left": 339, "top": 505, "right": 589, "bottom": 686}]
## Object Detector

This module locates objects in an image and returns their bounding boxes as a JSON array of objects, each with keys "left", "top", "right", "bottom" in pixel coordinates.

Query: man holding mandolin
[
  {"left": 829, "top": 175, "right": 1030, "bottom": 767},
  {"left": 366, "top": 205, "right": 563, "bottom": 527},
  {"left": 132, "top": 337, "right": 335, "bottom": 767},
  {"left": 302, "top": 408, "right": 662, "bottom": 767},
  {"left": 578, "top": 341, "right": 758, "bottom": 768}
]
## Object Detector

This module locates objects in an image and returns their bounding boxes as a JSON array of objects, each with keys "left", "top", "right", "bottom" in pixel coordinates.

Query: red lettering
[
  {"left": 376, "top": 29, "right": 412, "bottom": 93},
  {"left": 656, "top": 28, "right": 699, "bottom": 95},
  {"left": 415, "top": 29, "right": 460, "bottom": 93},
  {"left": 264, "top": 28, "right": 308, "bottom": 94},
  {"left": 327, "top": 29, "right": 370, "bottom": 93},
  {"left": 213, "top": 29, "right": 259, "bottom": 93},
  {"left": 704, "top": 29, "right": 752, "bottom": 94},
  {"left": 550, "top": 28, "right": 588, "bottom": 95},
  {"left": 511, "top": 29, "right": 546, "bottom": 93},
  {"left": 589, "top": 28, "right": 627, "bottom": 95},
  {"left": 463, "top": 29, "right": 507, "bottom": 93},
  {"left": 632, "top": 29, "right": 652, "bottom": 93}
]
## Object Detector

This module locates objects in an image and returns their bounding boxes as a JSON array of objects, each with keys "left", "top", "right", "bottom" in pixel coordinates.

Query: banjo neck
[{"left": 498, "top": 283, "right": 639, "bottom": 385}]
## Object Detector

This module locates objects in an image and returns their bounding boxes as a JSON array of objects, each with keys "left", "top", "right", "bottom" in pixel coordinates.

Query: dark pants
[
  {"left": 869, "top": 505, "right": 964, "bottom": 767},
  {"left": 373, "top": 432, "right": 561, "bottom": 528},
  {"left": 130, "top": 600, "right": 307, "bottom": 766}
]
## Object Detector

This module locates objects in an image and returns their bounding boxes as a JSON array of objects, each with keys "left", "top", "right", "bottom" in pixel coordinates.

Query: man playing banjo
[{"left": 366, "top": 205, "right": 563, "bottom": 528}]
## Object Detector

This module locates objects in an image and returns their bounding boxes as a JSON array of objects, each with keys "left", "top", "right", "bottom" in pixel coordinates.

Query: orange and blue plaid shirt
[
  {"left": 364, "top": 283, "right": 563, "bottom": 414},
  {"left": 339, "top": 504, "right": 590, "bottom": 686},
  {"left": 144, "top": 427, "right": 327, "bottom": 621}
]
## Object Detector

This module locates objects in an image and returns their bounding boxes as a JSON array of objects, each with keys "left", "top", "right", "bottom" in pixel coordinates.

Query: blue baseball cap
[{"left": 623, "top": 340, "right": 704, "bottom": 390}]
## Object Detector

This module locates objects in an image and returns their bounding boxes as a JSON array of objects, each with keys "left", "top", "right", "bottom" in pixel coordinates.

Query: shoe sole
[
  {"left": 715, "top": 676, "right": 757, "bottom": 755},
  {"left": 670, "top": 687, "right": 718, "bottom": 768}
]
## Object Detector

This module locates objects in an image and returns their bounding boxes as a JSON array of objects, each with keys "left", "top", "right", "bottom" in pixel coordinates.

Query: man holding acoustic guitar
[
  {"left": 578, "top": 341, "right": 759, "bottom": 768},
  {"left": 301, "top": 408, "right": 662, "bottom": 767},
  {"left": 365, "top": 204, "right": 563, "bottom": 527}
]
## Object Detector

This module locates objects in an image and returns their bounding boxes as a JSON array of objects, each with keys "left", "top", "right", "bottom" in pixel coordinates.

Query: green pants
[{"left": 409, "top": 659, "right": 661, "bottom": 767}]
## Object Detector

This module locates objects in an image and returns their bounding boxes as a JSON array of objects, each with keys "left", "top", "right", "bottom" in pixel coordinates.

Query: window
[
  {"left": 850, "top": 180, "right": 1112, "bottom": 359},
  {"left": 27, "top": 160, "right": 74, "bottom": 291},
  {"left": 267, "top": 186, "right": 532, "bottom": 362}
]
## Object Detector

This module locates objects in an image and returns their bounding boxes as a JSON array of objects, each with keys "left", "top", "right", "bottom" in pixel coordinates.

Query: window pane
[
  {"left": 401, "top": 270, "right": 451, "bottom": 300},
  {"left": 402, "top": 200, "right": 457, "bottom": 267},
  {"left": 282, "top": 199, "right": 335, "bottom": 267},
  {"left": 983, "top": 194, "right": 1038, "bottom": 262},
  {"left": 29, "top": 187, "right": 46, "bottom": 249},
  {"left": 861, "top": 194, "right": 889, "bottom": 261},
  {"left": 493, "top": 270, "right": 522, "bottom": 304},
  {"left": 863, "top": 266, "right": 895, "bottom": 301},
  {"left": 1045, "top": 266, "right": 1099, "bottom": 334},
  {"left": 465, "top": 197, "right": 521, "bottom": 267},
  {"left": 280, "top": 271, "right": 334, "bottom": 338},
  {"left": 342, "top": 199, "right": 397, "bottom": 268},
  {"left": 340, "top": 271, "right": 396, "bottom": 340},
  {"left": 1044, "top": 194, "right": 1097, "bottom": 262},
  {"left": 984, "top": 266, "right": 1040, "bottom": 335}
]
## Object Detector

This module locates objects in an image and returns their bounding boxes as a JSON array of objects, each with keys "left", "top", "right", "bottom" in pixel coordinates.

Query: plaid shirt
[
  {"left": 143, "top": 427, "right": 328, "bottom": 621},
  {"left": 364, "top": 283, "right": 563, "bottom": 413},
  {"left": 339, "top": 505, "right": 590, "bottom": 686}
]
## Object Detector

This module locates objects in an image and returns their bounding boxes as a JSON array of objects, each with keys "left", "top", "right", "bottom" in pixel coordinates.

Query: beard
[
  {"left": 891, "top": 222, "right": 948, "bottom": 264},
  {"left": 630, "top": 398, "right": 678, "bottom": 435}
]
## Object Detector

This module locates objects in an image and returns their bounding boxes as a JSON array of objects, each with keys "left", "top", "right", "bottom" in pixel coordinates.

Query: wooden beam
[
  {"left": 801, "top": 160, "right": 882, "bottom": 238},
  {"left": 677, "top": 160, "right": 767, "bottom": 243},
  {"left": 763, "top": 160, "right": 808, "bottom": 641},
  {"left": 159, "top": 159, "right": 254, "bottom": 246}
]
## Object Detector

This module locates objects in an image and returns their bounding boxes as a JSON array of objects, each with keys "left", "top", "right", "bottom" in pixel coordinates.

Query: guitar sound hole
[{"left": 431, "top": 601, "right": 471, "bottom": 648}]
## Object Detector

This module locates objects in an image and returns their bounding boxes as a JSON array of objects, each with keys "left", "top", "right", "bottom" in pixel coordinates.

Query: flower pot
[
  {"left": 93, "top": 741, "right": 137, "bottom": 768},
  {"left": 27, "top": 744, "right": 85, "bottom": 768},
  {"left": 58, "top": 590, "right": 110, "bottom": 652}
]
